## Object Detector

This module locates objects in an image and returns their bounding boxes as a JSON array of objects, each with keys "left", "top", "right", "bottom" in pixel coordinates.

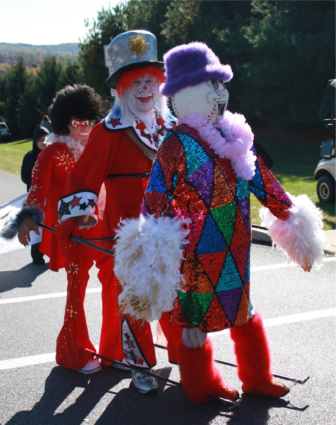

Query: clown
[
  {"left": 55, "top": 30, "right": 179, "bottom": 393},
  {"left": 2, "top": 85, "right": 124, "bottom": 375},
  {"left": 114, "top": 42, "right": 325, "bottom": 403}
]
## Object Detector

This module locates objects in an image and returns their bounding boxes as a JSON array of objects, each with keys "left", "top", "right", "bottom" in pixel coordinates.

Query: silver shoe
[{"left": 131, "top": 369, "right": 159, "bottom": 394}]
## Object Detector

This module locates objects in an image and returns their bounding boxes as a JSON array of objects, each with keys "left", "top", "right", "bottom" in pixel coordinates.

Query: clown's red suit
[
  {"left": 57, "top": 109, "right": 179, "bottom": 370},
  {"left": 21, "top": 134, "right": 123, "bottom": 370},
  {"left": 2, "top": 84, "right": 125, "bottom": 374},
  {"left": 56, "top": 31, "right": 179, "bottom": 391}
]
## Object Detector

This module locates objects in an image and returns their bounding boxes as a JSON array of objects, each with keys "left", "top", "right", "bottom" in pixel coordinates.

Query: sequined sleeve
[
  {"left": 249, "top": 152, "right": 293, "bottom": 220},
  {"left": 22, "top": 147, "right": 54, "bottom": 213},
  {"left": 141, "top": 132, "right": 185, "bottom": 218}
]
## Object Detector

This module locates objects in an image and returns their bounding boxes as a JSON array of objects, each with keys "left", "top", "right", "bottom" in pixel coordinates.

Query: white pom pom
[
  {"left": 260, "top": 193, "right": 326, "bottom": 270},
  {"left": 114, "top": 214, "right": 190, "bottom": 321}
]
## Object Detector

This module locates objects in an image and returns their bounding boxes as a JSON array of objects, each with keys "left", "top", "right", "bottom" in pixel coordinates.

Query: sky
[{"left": 2, "top": 0, "right": 123, "bottom": 45}]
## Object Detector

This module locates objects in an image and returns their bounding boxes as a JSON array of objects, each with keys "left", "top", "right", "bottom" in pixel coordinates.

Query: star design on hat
[
  {"left": 87, "top": 199, "right": 96, "bottom": 207},
  {"left": 129, "top": 35, "right": 148, "bottom": 56},
  {"left": 108, "top": 117, "right": 123, "bottom": 128}
]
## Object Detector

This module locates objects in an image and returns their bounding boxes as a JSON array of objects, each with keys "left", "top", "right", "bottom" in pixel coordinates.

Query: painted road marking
[
  {"left": 0, "top": 309, "right": 335, "bottom": 370},
  {"left": 1, "top": 257, "right": 335, "bottom": 306},
  {"left": 0, "top": 346, "right": 98, "bottom": 371},
  {"left": 251, "top": 256, "right": 336, "bottom": 272},
  {"left": 0, "top": 288, "right": 101, "bottom": 305},
  {"left": 214, "top": 308, "right": 336, "bottom": 336}
]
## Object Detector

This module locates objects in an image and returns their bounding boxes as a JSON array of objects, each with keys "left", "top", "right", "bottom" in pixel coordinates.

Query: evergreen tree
[
  {"left": 34, "top": 56, "right": 62, "bottom": 117},
  {"left": 58, "top": 61, "right": 82, "bottom": 88},
  {"left": 2, "top": 58, "right": 29, "bottom": 138},
  {"left": 79, "top": 5, "right": 126, "bottom": 97},
  {"left": 241, "top": 0, "right": 335, "bottom": 133},
  {"left": 17, "top": 77, "right": 41, "bottom": 138}
]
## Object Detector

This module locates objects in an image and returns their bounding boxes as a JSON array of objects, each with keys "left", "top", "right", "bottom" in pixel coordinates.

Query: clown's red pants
[{"left": 56, "top": 243, "right": 123, "bottom": 370}]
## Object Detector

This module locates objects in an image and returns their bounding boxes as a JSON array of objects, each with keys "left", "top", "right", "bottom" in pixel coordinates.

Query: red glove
[
  {"left": 55, "top": 220, "right": 80, "bottom": 260},
  {"left": 55, "top": 219, "right": 79, "bottom": 243}
]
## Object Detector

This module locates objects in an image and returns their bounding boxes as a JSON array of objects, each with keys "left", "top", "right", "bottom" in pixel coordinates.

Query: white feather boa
[
  {"left": 260, "top": 193, "right": 326, "bottom": 270},
  {"left": 114, "top": 214, "right": 190, "bottom": 321},
  {"left": 45, "top": 134, "right": 84, "bottom": 160}
]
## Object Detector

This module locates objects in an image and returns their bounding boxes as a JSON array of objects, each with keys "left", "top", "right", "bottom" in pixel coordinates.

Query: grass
[
  {"left": 252, "top": 128, "right": 335, "bottom": 230},
  {"left": 0, "top": 139, "right": 32, "bottom": 177},
  {"left": 1, "top": 131, "right": 335, "bottom": 229}
]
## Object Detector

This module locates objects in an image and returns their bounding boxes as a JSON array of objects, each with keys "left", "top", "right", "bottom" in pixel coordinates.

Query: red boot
[
  {"left": 230, "top": 311, "right": 289, "bottom": 398},
  {"left": 177, "top": 338, "right": 239, "bottom": 404}
]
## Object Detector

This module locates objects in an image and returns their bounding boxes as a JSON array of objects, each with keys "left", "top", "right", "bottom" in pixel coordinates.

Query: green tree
[
  {"left": 2, "top": 58, "right": 29, "bottom": 138},
  {"left": 79, "top": 5, "right": 126, "bottom": 97},
  {"left": 58, "top": 61, "right": 82, "bottom": 88},
  {"left": 240, "top": 0, "right": 335, "bottom": 133},
  {"left": 34, "top": 56, "right": 63, "bottom": 117},
  {"left": 17, "top": 77, "right": 41, "bottom": 138}
]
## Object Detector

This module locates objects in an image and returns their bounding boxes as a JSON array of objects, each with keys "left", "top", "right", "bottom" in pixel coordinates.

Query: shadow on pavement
[
  {"left": 225, "top": 393, "right": 309, "bottom": 425},
  {"left": 5, "top": 366, "right": 126, "bottom": 425},
  {"left": 0, "top": 262, "right": 49, "bottom": 293},
  {"left": 5, "top": 366, "right": 309, "bottom": 425}
]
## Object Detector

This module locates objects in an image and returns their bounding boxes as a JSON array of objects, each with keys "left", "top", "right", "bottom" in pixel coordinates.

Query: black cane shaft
[
  {"left": 90, "top": 351, "right": 182, "bottom": 387},
  {"left": 37, "top": 222, "right": 114, "bottom": 256},
  {"left": 154, "top": 344, "right": 308, "bottom": 385}
]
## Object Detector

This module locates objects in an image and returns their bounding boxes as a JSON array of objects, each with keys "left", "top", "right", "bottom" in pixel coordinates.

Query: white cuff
[
  {"left": 260, "top": 193, "right": 326, "bottom": 269},
  {"left": 58, "top": 191, "right": 98, "bottom": 226}
]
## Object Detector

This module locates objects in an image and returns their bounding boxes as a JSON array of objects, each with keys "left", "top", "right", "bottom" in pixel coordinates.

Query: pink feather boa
[{"left": 178, "top": 111, "right": 256, "bottom": 181}]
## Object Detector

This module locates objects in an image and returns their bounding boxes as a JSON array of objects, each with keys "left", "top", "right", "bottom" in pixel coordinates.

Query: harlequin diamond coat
[{"left": 140, "top": 114, "right": 294, "bottom": 332}]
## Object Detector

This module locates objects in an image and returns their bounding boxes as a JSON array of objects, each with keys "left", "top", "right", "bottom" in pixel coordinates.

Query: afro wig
[{"left": 49, "top": 84, "right": 109, "bottom": 135}]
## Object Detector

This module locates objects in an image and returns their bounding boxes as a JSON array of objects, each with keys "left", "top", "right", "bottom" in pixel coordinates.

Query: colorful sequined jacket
[{"left": 140, "top": 113, "right": 294, "bottom": 332}]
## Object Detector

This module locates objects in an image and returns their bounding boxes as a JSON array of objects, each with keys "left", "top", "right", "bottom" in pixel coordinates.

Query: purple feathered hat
[{"left": 161, "top": 42, "right": 233, "bottom": 98}]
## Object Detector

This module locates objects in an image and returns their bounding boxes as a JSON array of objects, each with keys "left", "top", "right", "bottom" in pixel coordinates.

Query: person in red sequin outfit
[{"left": 3, "top": 85, "right": 124, "bottom": 374}]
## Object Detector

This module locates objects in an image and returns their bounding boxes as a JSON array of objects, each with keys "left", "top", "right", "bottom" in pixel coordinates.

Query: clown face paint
[
  {"left": 124, "top": 73, "right": 159, "bottom": 114},
  {"left": 172, "top": 80, "right": 229, "bottom": 123}
]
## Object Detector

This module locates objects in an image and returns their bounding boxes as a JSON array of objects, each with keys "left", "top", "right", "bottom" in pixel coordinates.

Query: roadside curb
[
  {"left": 251, "top": 225, "right": 272, "bottom": 246},
  {"left": 252, "top": 226, "right": 336, "bottom": 254}
]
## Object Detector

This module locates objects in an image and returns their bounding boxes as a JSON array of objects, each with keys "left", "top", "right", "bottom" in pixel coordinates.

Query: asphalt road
[{"left": 0, "top": 171, "right": 335, "bottom": 425}]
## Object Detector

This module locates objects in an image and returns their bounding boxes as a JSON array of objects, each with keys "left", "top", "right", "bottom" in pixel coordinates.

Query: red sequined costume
[
  {"left": 23, "top": 135, "right": 123, "bottom": 370},
  {"left": 57, "top": 117, "right": 182, "bottom": 369}
]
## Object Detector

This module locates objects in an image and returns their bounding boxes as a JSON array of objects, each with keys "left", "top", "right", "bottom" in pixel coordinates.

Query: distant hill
[
  {"left": 0, "top": 43, "right": 79, "bottom": 72},
  {"left": 0, "top": 43, "right": 79, "bottom": 55}
]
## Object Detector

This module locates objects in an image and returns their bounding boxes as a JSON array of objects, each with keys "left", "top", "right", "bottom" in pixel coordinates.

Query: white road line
[
  {"left": 0, "top": 309, "right": 335, "bottom": 371},
  {"left": 0, "top": 346, "right": 99, "bottom": 371},
  {"left": 213, "top": 308, "right": 336, "bottom": 336},
  {"left": 0, "top": 288, "right": 102, "bottom": 305},
  {"left": 263, "top": 308, "right": 336, "bottom": 327},
  {"left": 0, "top": 257, "right": 335, "bottom": 306},
  {"left": 251, "top": 256, "right": 336, "bottom": 272}
]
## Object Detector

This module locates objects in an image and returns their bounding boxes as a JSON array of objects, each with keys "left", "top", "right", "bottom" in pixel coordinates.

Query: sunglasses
[{"left": 70, "top": 120, "right": 95, "bottom": 128}]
